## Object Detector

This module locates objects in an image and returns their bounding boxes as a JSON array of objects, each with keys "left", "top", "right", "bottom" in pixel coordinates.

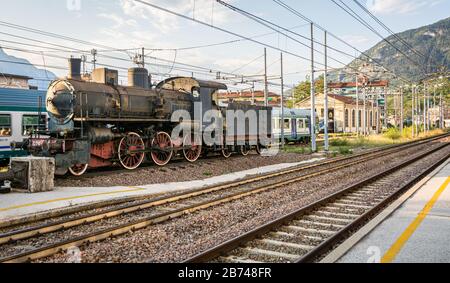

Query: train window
[
  {"left": 284, "top": 119, "right": 290, "bottom": 129},
  {"left": 297, "top": 119, "right": 305, "bottom": 130},
  {"left": 0, "top": 114, "right": 11, "bottom": 137},
  {"left": 22, "top": 115, "right": 46, "bottom": 136}
]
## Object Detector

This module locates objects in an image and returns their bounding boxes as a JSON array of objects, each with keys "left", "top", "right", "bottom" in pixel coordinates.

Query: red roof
[
  {"left": 218, "top": 90, "right": 280, "bottom": 99},
  {"left": 329, "top": 80, "right": 389, "bottom": 89}
]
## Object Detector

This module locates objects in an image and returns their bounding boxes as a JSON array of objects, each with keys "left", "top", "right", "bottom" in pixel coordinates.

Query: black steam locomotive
[{"left": 21, "top": 58, "right": 272, "bottom": 176}]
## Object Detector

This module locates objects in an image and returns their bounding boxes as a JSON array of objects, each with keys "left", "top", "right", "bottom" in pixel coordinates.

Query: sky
[{"left": 0, "top": 0, "right": 449, "bottom": 92}]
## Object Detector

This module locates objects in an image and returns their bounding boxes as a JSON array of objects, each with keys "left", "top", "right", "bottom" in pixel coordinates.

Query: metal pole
[
  {"left": 416, "top": 87, "right": 420, "bottom": 134},
  {"left": 400, "top": 86, "right": 404, "bottom": 133},
  {"left": 363, "top": 86, "right": 367, "bottom": 136},
  {"left": 251, "top": 83, "right": 255, "bottom": 105},
  {"left": 412, "top": 86, "right": 415, "bottom": 138},
  {"left": 324, "top": 31, "right": 329, "bottom": 151},
  {"left": 356, "top": 75, "right": 360, "bottom": 136},
  {"left": 440, "top": 89, "right": 443, "bottom": 129},
  {"left": 423, "top": 84, "right": 426, "bottom": 133},
  {"left": 280, "top": 52, "right": 285, "bottom": 149},
  {"left": 310, "top": 23, "right": 317, "bottom": 152},
  {"left": 376, "top": 92, "right": 380, "bottom": 133},
  {"left": 264, "top": 48, "right": 269, "bottom": 107},
  {"left": 394, "top": 89, "right": 397, "bottom": 128},
  {"left": 142, "top": 47, "right": 145, "bottom": 67}
]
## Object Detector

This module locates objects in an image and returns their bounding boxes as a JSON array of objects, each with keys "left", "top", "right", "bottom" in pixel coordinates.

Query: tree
[{"left": 291, "top": 75, "right": 325, "bottom": 107}]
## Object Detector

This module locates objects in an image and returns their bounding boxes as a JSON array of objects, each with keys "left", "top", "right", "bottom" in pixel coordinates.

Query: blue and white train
[
  {"left": 272, "top": 108, "right": 312, "bottom": 144},
  {"left": 0, "top": 88, "right": 47, "bottom": 166}
]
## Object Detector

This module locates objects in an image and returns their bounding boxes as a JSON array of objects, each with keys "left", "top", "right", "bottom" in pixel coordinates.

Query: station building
[{"left": 295, "top": 93, "right": 382, "bottom": 134}]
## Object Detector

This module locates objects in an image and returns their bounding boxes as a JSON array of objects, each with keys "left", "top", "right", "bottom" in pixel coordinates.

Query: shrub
[
  {"left": 339, "top": 147, "right": 352, "bottom": 155},
  {"left": 384, "top": 128, "right": 402, "bottom": 141}
]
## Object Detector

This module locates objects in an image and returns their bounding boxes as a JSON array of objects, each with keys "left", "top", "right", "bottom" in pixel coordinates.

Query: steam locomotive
[{"left": 18, "top": 58, "right": 272, "bottom": 176}]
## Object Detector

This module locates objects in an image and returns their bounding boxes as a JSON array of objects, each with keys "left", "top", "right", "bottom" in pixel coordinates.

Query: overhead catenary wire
[
  {"left": 215, "top": 0, "right": 391, "bottom": 82},
  {"left": 132, "top": 0, "right": 389, "bottom": 84},
  {"left": 272, "top": 0, "right": 413, "bottom": 84},
  {"left": 330, "top": 0, "right": 425, "bottom": 74}
]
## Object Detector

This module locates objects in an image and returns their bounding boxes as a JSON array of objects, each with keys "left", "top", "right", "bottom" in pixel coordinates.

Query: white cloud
[
  {"left": 366, "top": 0, "right": 442, "bottom": 15},
  {"left": 98, "top": 13, "right": 138, "bottom": 29},
  {"left": 120, "top": 0, "right": 234, "bottom": 33},
  {"left": 340, "top": 35, "right": 371, "bottom": 45}
]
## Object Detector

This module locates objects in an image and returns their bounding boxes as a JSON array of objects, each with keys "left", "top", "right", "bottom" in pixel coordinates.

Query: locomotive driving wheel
[
  {"left": 151, "top": 132, "right": 174, "bottom": 166},
  {"left": 68, "top": 164, "right": 89, "bottom": 176},
  {"left": 118, "top": 132, "right": 145, "bottom": 170},
  {"left": 183, "top": 135, "right": 202, "bottom": 163}
]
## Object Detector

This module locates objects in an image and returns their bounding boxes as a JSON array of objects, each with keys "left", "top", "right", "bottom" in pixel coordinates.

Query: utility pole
[
  {"left": 324, "top": 31, "right": 329, "bottom": 151},
  {"left": 264, "top": 48, "right": 269, "bottom": 107},
  {"left": 394, "top": 89, "right": 398, "bottom": 128},
  {"left": 356, "top": 75, "right": 360, "bottom": 136},
  {"left": 371, "top": 91, "right": 375, "bottom": 133},
  {"left": 440, "top": 89, "right": 443, "bottom": 129},
  {"left": 280, "top": 52, "right": 285, "bottom": 149},
  {"left": 412, "top": 86, "right": 415, "bottom": 138},
  {"left": 91, "top": 49, "right": 97, "bottom": 69},
  {"left": 423, "top": 83, "right": 427, "bottom": 133},
  {"left": 400, "top": 86, "right": 404, "bottom": 133},
  {"left": 310, "top": 23, "right": 317, "bottom": 152},
  {"left": 376, "top": 92, "right": 380, "bottom": 133},
  {"left": 251, "top": 82, "right": 255, "bottom": 105},
  {"left": 416, "top": 86, "right": 420, "bottom": 134},
  {"left": 363, "top": 85, "right": 367, "bottom": 136}
]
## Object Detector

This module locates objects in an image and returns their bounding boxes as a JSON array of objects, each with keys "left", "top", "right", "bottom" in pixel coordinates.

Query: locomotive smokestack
[
  {"left": 128, "top": 68, "right": 150, "bottom": 89},
  {"left": 68, "top": 57, "right": 82, "bottom": 80}
]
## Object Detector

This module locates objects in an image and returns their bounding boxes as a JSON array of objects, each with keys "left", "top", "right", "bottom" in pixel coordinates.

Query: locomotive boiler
[{"left": 19, "top": 58, "right": 272, "bottom": 176}]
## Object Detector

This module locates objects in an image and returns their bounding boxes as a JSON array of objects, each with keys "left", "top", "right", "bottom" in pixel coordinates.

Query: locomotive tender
[{"left": 20, "top": 58, "right": 272, "bottom": 176}]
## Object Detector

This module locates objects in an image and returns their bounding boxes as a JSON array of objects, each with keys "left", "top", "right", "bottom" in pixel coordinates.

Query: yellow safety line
[
  {"left": 0, "top": 187, "right": 146, "bottom": 212},
  {"left": 381, "top": 176, "right": 450, "bottom": 263}
]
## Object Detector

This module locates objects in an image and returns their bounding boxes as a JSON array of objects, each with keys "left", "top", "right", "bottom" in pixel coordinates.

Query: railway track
[
  {"left": 185, "top": 142, "right": 450, "bottom": 263},
  {"left": 0, "top": 134, "right": 447, "bottom": 263}
]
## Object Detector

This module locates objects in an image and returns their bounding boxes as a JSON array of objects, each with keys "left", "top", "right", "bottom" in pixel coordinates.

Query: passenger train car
[
  {"left": 0, "top": 87, "right": 47, "bottom": 166},
  {"left": 272, "top": 108, "right": 311, "bottom": 144}
]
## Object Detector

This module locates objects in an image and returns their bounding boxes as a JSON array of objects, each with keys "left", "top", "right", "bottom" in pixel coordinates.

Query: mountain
[
  {"left": 0, "top": 48, "right": 57, "bottom": 90},
  {"left": 330, "top": 17, "right": 450, "bottom": 84}
]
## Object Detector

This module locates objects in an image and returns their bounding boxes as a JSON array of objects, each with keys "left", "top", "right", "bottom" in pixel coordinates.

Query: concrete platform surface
[
  {"left": 0, "top": 158, "right": 323, "bottom": 224},
  {"left": 338, "top": 159, "right": 450, "bottom": 263}
]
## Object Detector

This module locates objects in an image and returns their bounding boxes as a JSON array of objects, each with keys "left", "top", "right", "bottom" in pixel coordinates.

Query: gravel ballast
[{"left": 32, "top": 139, "right": 449, "bottom": 263}]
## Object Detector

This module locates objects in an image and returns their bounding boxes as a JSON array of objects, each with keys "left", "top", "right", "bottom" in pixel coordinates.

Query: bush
[
  {"left": 402, "top": 126, "right": 413, "bottom": 139},
  {"left": 339, "top": 147, "right": 352, "bottom": 155},
  {"left": 384, "top": 128, "right": 402, "bottom": 141}
]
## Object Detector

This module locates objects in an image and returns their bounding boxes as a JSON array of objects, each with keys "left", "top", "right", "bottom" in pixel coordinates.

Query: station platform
[
  {"left": 326, "top": 158, "right": 450, "bottom": 263},
  {"left": 0, "top": 158, "right": 322, "bottom": 226}
]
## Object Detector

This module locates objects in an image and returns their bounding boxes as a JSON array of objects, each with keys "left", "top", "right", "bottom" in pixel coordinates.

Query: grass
[
  {"left": 203, "top": 172, "right": 213, "bottom": 177},
  {"left": 283, "top": 128, "right": 448, "bottom": 157}
]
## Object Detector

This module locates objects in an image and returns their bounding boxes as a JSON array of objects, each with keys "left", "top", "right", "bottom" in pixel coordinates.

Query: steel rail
[
  {"left": 0, "top": 135, "right": 445, "bottom": 245},
  {"left": 9, "top": 132, "right": 449, "bottom": 231},
  {"left": 184, "top": 143, "right": 449, "bottom": 263}
]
